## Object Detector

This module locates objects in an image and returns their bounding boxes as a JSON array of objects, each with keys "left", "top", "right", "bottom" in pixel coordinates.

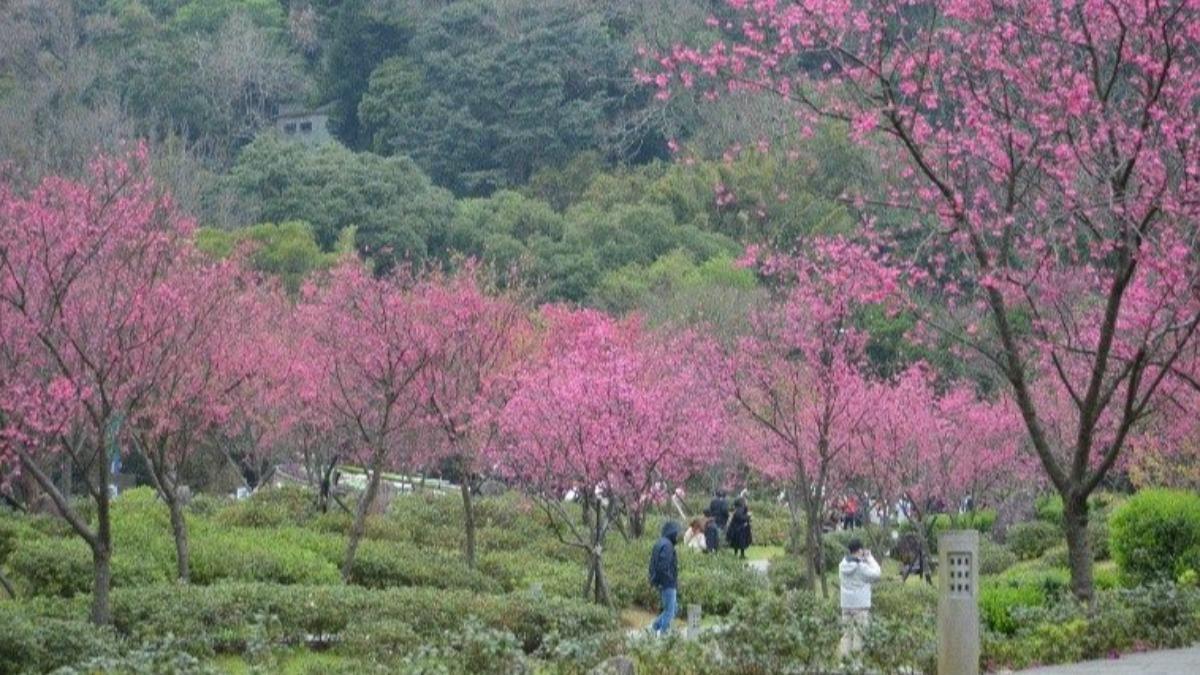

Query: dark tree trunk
[
  {"left": 342, "top": 456, "right": 384, "bottom": 582},
  {"left": 91, "top": 543, "right": 112, "bottom": 625},
  {"left": 460, "top": 477, "right": 477, "bottom": 569},
  {"left": 1063, "top": 493, "right": 1094, "bottom": 604},
  {"left": 785, "top": 490, "right": 804, "bottom": 554},
  {"left": 803, "top": 501, "right": 821, "bottom": 594},
  {"left": 168, "top": 497, "right": 190, "bottom": 583},
  {"left": 586, "top": 501, "right": 611, "bottom": 605},
  {"left": 92, "top": 443, "right": 113, "bottom": 625},
  {"left": 628, "top": 506, "right": 645, "bottom": 539}
]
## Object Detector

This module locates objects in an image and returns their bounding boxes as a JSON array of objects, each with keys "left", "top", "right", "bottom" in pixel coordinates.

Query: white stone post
[
  {"left": 938, "top": 530, "right": 980, "bottom": 675},
  {"left": 686, "top": 604, "right": 702, "bottom": 639}
]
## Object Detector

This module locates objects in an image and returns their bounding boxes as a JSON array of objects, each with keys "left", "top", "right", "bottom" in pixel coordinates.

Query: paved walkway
[{"left": 1014, "top": 646, "right": 1200, "bottom": 674}]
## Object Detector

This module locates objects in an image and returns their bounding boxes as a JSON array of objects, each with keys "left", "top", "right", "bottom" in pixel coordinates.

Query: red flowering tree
[
  {"left": 124, "top": 260, "right": 275, "bottom": 583},
  {"left": 0, "top": 148, "right": 198, "bottom": 623},
  {"left": 495, "top": 309, "right": 725, "bottom": 604},
  {"left": 856, "top": 366, "right": 1031, "bottom": 576},
  {"left": 416, "top": 271, "right": 533, "bottom": 568},
  {"left": 730, "top": 238, "right": 900, "bottom": 597},
  {"left": 657, "top": 0, "right": 1200, "bottom": 600},
  {"left": 299, "top": 262, "right": 438, "bottom": 581}
]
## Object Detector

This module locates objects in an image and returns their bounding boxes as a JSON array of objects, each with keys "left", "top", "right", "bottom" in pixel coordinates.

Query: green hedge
[
  {"left": 346, "top": 540, "right": 500, "bottom": 593},
  {"left": 0, "top": 612, "right": 119, "bottom": 675},
  {"left": 1110, "top": 489, "right": 1200, "bottom": 586},
  {"left": 116, "top": 583, "right": 613, "bottom": 655},
  {"left": 984, "top": 583, "right": 1200, "bottom": 670},
  {"left": 1006, "top": 521, "right": 1061, "bottom": 561}
]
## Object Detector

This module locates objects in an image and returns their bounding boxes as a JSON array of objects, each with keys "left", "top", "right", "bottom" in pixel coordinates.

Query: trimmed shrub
[
  {"left": 767, "top": 554, "right": 809, "bottom": 594},
  {"left": 346, "top": 540, "right": 500, "bottom": 593},
  {"left": 719, "top": 591, "right": 841, "bottom": 673},
  {"left": 8, "top": 538, "right": 93, "bottom": 598},
  {"left": 1006, "top": 521, "right": 1061, "bottom": 560},
  {"left": 101, "top": 583, "right": 616, "bottom": 656},
  {"left": 871, "top": 579, "right": 937, "bottom": 621},
  {"left": 1040, "top": 544, "right": 1070, "bottom": 569},
  {"left": 980, "top": 540, "right": 1018, "bottom": 576},
  {"left": 1110, "top": 489, "right": 1200, "bottom": 586},
  {"left": 215, "top": 486, "right": 317, "bottom": 529},
  {"left": 189, "top": 529, "right": 340, "bottom": 586},
  {"left": 0, "top": 612, "right": 119, "bottom": 675}
]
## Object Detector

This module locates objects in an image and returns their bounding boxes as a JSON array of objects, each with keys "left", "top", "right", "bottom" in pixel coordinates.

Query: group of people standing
[
  {"left": 649, "top": 491, "right": 884, "bottom": 661},
  {"left": 648, "top": 490, "right": 754, "bottom": 636},
  {"left": 682, "top": 490, "right": 754, "bottom": 557}
]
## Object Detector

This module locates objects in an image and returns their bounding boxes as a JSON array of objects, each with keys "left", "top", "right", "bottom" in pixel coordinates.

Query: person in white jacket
[{"left": 838, "top": 538, "right": 882, "bottom": 660}]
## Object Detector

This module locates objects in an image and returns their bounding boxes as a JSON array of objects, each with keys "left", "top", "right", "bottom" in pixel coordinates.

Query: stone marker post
[
  {"left": 686, "top": 604, "right": 702, "bottom": 639},
  {"left": 938, "top": 530, "right": 980, "bottom": 675}
]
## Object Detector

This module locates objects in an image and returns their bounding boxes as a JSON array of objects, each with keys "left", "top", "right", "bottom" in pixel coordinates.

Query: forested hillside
[{"left": 0, "top": 0, "right": 882, "bottom": 327}]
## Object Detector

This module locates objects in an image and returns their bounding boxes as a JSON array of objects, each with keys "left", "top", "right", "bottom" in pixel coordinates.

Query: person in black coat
[
  {"left": 648, "top": 520, "right": 681, "bottom": 635},
  {"left": 726, "top": 498, "right": 753, "bottom": 558},
  {"left": 708, "top": 490, "right": 730, "bottom": 532},
  {"left": 702, "top": 509, "right": 720, "bottom": 553}
]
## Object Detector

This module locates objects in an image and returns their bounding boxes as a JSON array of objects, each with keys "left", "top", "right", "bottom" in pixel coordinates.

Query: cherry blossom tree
[
  {"left": 298, "top": 262, "right": 438, "bottom": 581},
  {"left": 494, "top": 308, "right": 725, "bottom": 604},
  {"left": 416, "top": 270, "right": 533, "bottom": 568},
  {"left": 730, "top": 238, "right": 900, "bottom": 597},
  {"left": 125, "top": 262, "right": 292, "bottom": 582},
  {"left": 856, "top": 366, "right": 1031, "bottom": 579},
  {"left": 657, "top": 0, "right": 1200, "bottom": 600},
  {"left": 0, "top": 147, "right": 198, "bottom": 623}
]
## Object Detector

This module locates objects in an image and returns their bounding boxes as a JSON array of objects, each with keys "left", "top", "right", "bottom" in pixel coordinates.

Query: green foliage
[
  {"left": 170, "top": 0, "right": 285, "bottom": 34},
  {"left": 195, "top": 221, "right": 338, "bottom": 292},
  {"left": 980, "top": 540, "right": 1018, "bottom": 576},
  {"left": 1005, "top": 521, "right": 1062, "bottom": 561},
  {"left": 319, "top": 0, "right": 415, "bottom": 147},
  {"left": 870, "top": 580, "right": 938, "bottom": 621},
  {"left": 346, "top": 540, "right": 500, "bottom": 593},
  {"left": 860, "top": 613, "right": 938, "bottom": 675},
  {"left": 359, "top": 2, "right": 652, "bottom": 196},
  {"left": 189, "top": 529, "right": 340, "bottom": 586},
  {"left": 768, "top": 555, "right": 810, "bottom": 594},
  {"left": 1110, "top": 488, "right": 1200, "bottom": 585},
  {"left": 397, "top": 618, "right": 529, "bottom": 675},
  {"left": 0, "top": 612, "right": 119, "bottom": 675},
  {"left": 983, "top": 583, "right": 1200, "bottom": 670},
  {"left": 8, "top": 538, "right": 94, "bottom": 598},
  {"left": 52, "top": 636, "right": 218, "bottom": 675},
  {"left": 224, "top": 135, "right": 455, "bottom": 270},
  {"left": 718, "top": 591, "right": 841, "bottom": 674},
  {"left": 215, "top": 486, "right": 318, "bottom": 529}
]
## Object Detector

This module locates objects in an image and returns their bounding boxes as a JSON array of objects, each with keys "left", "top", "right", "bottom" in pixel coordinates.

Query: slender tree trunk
[
  {"left": 803, "top": 502, "right": 820, "bottom": 594},
  {"left": 589, "top": 502, "right": 610, "bottom": 605},
  {"left": 1063, "top": 491, "right": 1094, "bottom": 603},
  {"left": 628, "top": 506, "right": 645, "bottom": 539},
  {"left": 0, "top": 571, "right": 15, "bottom": 599},
  {"left": 92, "top": 442, "right": 113, "bottom": 625},
  {"left": 168, "top": 497, "right": 190, "bottom": 583},
  {"left": 460, "top": 476, "right": 477, "bottom": 568},
  {"left": 785, "top": 490, "right": 804, "bottom": 554},
  {"left": 342, "top": 455, "right": 384, "bottom": 582},
  {"left": 580, "top": 494, "right": 591, "bottom": 527}
]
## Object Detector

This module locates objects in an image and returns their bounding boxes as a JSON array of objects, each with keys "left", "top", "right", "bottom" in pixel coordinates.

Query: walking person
[
  {"left": 648, "top": 520, "right": 681, "bottom": 636},
  {"left": 726, "top": 497, "right": 753, "bottom": 558},
  {"left": 838, "top": 538, "right": 882, "bottom": 661}
]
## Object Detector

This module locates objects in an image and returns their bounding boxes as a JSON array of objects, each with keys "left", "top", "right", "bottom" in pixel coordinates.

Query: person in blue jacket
[{"left": 648, "top": 520, "right": 681, "bottom": 636}]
